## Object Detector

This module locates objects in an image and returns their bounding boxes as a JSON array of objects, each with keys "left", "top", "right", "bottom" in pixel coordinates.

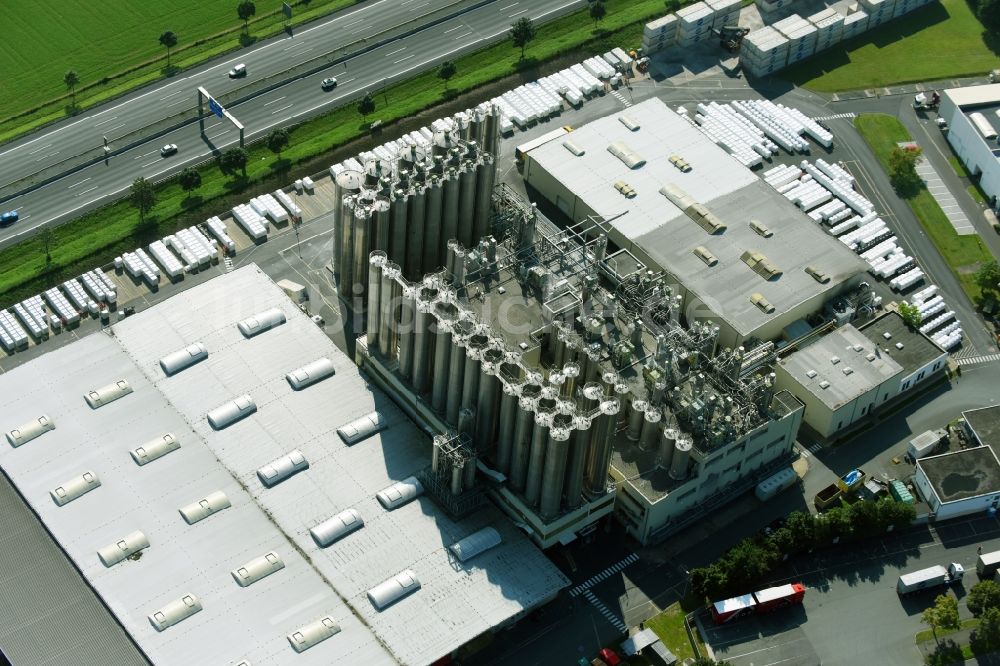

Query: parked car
[
  {"left": 0, "top": 210, "right": 18, "bottom": 227},
  {"left": 160, "top": 143, "right": 178, "bottom": 157},
  {"left": 321, "top": 77, "right": 338, "bottom": 91},
  {"left": 598, "top": 648, "right": 622, "bottom": 666},
  {"left": 229, "top": 63, "right": 247, "bottom": 78}
]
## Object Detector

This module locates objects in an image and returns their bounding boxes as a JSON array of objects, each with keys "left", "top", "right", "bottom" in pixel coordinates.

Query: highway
[{"left": 0, "top": 0, "right": 586, "bottom": 246}]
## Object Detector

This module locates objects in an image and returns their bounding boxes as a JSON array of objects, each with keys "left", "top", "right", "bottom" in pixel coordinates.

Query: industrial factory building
[
  {"left": 940, "top": 84, "right": 1000, "bottom": 211},
  {"left": 0, "top": 267, "right": 567, "bottom": 666},
  {"left": 774, "top": 311, "right": 947, "bottom": 438},
  {"left": 913, "top": 446, "right": 1000, "bottom": 521},
  {"left": 521, "top": 97, "right": 867, "bottom": 348}
]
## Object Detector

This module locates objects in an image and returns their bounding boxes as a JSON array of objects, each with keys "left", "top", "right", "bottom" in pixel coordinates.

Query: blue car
[{"left": 0, "top": 210, "right": 18, "bottom": 227}]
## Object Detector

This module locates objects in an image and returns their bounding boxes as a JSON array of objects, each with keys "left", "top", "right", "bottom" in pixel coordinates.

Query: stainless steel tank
[
  {"left": 423, "top": 177, "right": 444, "bottom": 272},
  {"left": 564, "top": 414, "right": 589, "bottom": 510},
  {"left": 378, "top": 262, "right": 402, "bottom": 359},
  {"left": 525, "top": 408, "right": 554, "bottom": 507},
  {"left": 584, "top": 397, "right": 621, "bottom": 495},
  {"left": 445, "top": 318, "right": 475, "bottom": 425},
  {"left": 411, "top": 283, "right": 439, "bottom": 393},
  {"left": 658, "top": 428, "right": 677, "bottom": 470},
  {"left": 405, "top": 187, "right": 426, "bottom": 281},
  {"left": 372, "top": 197, "right": 391, "bottom": 254},
  {"left": 639, "top": 408, "right": 663, "bottom": 451},
  {"left": 367, "top": 251, "right": 387, "bottom": 349},
  {"left": 578, "top": 381, "right": 603, "bottom": 413},
  {"left": 561, "top": 362, "right": 580, "bottom": 400},
  {"left": 495, "top": 381, "right": 522, "bottom": 473},
  {"left": 668, "top": 436, "right": 693, "bottom": 480},
  {"left": 431, "top": 302, "right": 459, "bottom": 412},
  {"left": 388, "top": 191, "right": 409, "bottom": 270},
  {"left": 461, "top": 332, "right": 489, "bottom": 411},
  {"left": 442, "top": 169, "right": 460, "bottom": 257},
  {"left": 509, "top": 382, "right": 542, "bottom": 492},
  {"left": 351, "top": 205, "right": 372, "bottom": 297},
  {"left": 473, "top": 156, "right": 495, "bottom": 246},
  {"left": 627, "top": 398, "right": 648, "bottom": 441},
  {"left": 540, "top": 413, "right": 573, "bottom": 520},
  {"left": 397, "top": 285, "right": 416, "bottom": 380},
  {"left": 458, "top": 164, "right": 477, "bottom": 247},
  {"left": 475, "top": 347, "right": 504, "bottom": 450}
]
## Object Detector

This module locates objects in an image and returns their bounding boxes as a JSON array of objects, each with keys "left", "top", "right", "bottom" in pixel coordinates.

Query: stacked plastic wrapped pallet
[
  {"left": 207, "top": 216, "right": 237, "bottom": 254},
  {"left": 777, "top": 104, "right": 834, "bottom": 147},
  {"left": 0, "top": 310, "right": 29, "bottom": 351},
  {"left": 740, "top": 27, "right": 790, "bottom": 77},
  {"left": 732, "top": 100, "right": 813, "bottom": 151},
  {"left": 251, "top": 194, "right": 289, "bottom": 225},
  {"left": 692, "top": 102, "right": 775, "bottom": 167},
  {"left": 841, "top": 10, "right": 870, "bottom": 38},
  {"left": 706, "top": 0, "right": 742, "bottom": 28},
  {"left": 643, "top": 15, "right": 679, "bottom": 54},
  {"left": 677, "top": 2, "right": 717, "bottom": 46},
  {"left": 773, "top": 15, "right": 818, "bottom": 65},
  {"left": 149, "top": 241, "right": 185, "bottom": 279},
  {"left": 14, "top": 296, "right": 49, "bottom": 340},
  {"left": 859, "top": 0, "right": 894, "bottom": 27},
  {"left": 81, "top": 270, "right": 116, "bottom": 304},
  {"left": 43, "top": 287, "right": 79, "bottom": 326},
  {"left": 124, "top": 249, "right": 161, "bottom": 287},
  {"left": 584, "top": 56, "right": 615, "bottom": 80},
  {"left": 62, "top": 279, "right": 94, "bottom": 313},
  {"left": 808, "top": 8, "right": 845, "bottom": 52},
  {"left": 232, "top": 204, "right": 268, "bottom": 240},
  {"left": 890, "top": 267, "right": 924, "bottom": 291}
]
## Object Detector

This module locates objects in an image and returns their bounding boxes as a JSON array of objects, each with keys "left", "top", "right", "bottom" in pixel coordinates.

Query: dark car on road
[{"left": 0, "top": 210, "right": 19, "bottom": 227}]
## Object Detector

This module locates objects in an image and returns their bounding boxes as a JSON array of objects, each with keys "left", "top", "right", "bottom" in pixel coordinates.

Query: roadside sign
[{"left": 208, "top": 98, "right": 225, "bottom": 119}]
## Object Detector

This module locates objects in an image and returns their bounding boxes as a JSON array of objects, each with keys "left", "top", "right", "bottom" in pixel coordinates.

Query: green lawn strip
[
  {"left": 780, "top": 0, "right": 1000, "bottom": 93},
  {"left": 853, "top": 113, "right": 992, "bottom": 302},
  {"left": 644, "top": 595, "right": 705, "bottom": 661},
  {"left": 0, "top": 0, "right": 669, "bottom": 306},
  {"left": 0, "top": 0, "right": 355, "bottom": 145},
  {"left": 914, "top": 617, "right": 978, "bottom": 643},
  {"left": 968, "top": 184, "right": 987, "bottom": 205},
  {"left": 949, "top": 156, "right": 969, "bottom": 178}
]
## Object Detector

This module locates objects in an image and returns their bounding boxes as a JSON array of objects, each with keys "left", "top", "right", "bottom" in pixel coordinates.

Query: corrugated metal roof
[{"left": 944, "top": 84, "right": 1000, "bottom": 108}]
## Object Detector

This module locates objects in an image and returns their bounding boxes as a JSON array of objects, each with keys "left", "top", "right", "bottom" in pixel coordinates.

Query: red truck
[{"left": 711, "top": 583, "right": 806, "bottom": 624}]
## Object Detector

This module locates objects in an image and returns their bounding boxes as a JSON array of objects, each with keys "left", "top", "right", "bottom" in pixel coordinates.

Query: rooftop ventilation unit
[
  {"left": 310, "top": 509, "right": 365, "bottom": 547},
  {"left": 614, "top": 180, "right": 637, "bottom": 198},
  {"left": 159, "top": 342, "right": 208, "bottom": 376},
  {"left": 337, "top": 411, "right": 387, "bottom": 445},
  {"left": 852, "top": 344, "right": 864, "bottom": 352},
  {"left": 805, "top": 369, "right": 817, "bottom": 378},
  {"left": 618, "top": 115, "right": 641, "bottom": 131},
  {"left": 285, "top": 357, "right": 336, "bottom": 390},
  {"left": 257, "top": 450, "right": 309, "bottom": 488},
  {"left": 607, "top": 142, "right": 646, "bottom": 169},
  {"left": 842, "top": 367, "right": 854, "bottom": 375},
  {"left": 207, "top": 394, "right": 256, "bottom": 430},
  {"left": 895, "top": 342, "right": 904, "bottom": 349},
  {"left": 819, "top": 380, "right": 831, "bottom": 389},
  {"left": 866, "top": 352, "right": 877, "bottom": 362},
  {"left": 658, "top": 184, "right": 726, "bottom": 234},
  {"left": 50, "top": 470, "right": 101, "bottom": 506},
  {"left": 84, "top": 379, "right": 133, "bottom": 409},
  {"left": 6, "top": 414, "right": 54, "bottom": 448},
  {"left": 805, "top": 265, "right": 830, "bottom": 284},
  {"left": 98, "top": 530, "right": 150, "bottom": 568},
  {"left": 449, "top": 527, "right": 502, "bottom": 563},
  {"left": 237, "top": 307, "right": 286, "bottom": 338},
  {"left": 693, "top": 246, "right": 718, "bottom": 266},
  {"left": 368, "top": 570, "right": 421, "bottom": 610},
  {"left": 749, "top": 219, "right": 773, "bottom": 238},
  {"left": 287, "top": 616, "right": 340, "bottom": 653},
  {"left": 562, "top": 140, "right": 585, "bottom": 156},
  {"left": 179, "top": 490, "right": 232, "bottom": 525},
  {"left": 830, "top": 356, "right": 840, "bottom": 365},
  {"left": 130, "top": 433, "right": 180, "bottom": 466},
  {"left": 883, "top": 332, "right": 892, "bottom": 340},
  {"left": 376, "top": 476, "right": 424, "bottom": 510},
  {"left": 149, "top": 593, "right": 202, "bottom": 632},
  {"left": 750, "top": 293, "right": 775, "bottom": 314},
  {"left": 231, "top": 551, "right": 285, "bottom": 587},
  {"left": 741, "top": 250, "right": 782, "bottom": 280}
]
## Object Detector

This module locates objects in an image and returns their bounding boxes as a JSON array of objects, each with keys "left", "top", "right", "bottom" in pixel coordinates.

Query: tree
[
  {"left": 721, "top": 538, "right": 779, "bottom": 592},
  {"left": 266, "top": 127, "right": 290, "bottom": 158},
  {"left": 922, "top": 594, "right": 960, "bottom": 645},
  {"left": 898, "top": 301, "right": 922, "bottom": 329},
  {"left": 784, "top": 511, "right": 815, "bottom": 552},
  {"left": 40, "top": 227, "right": 54, "bottom": 266},
  {"left": 978, "top": 0, "right": 1000, "bottom": 34},
  {"left": 974, "top": 606, "right": 1000, "bottom": 653},
  {"left": 357, "top": 92, "right": 376, "bottom": 121},
  {"left": 975, "top": 259, "right": 1000, "bottom": 296},
  {"left": 509, "top": 17, "right": 537, "bottom": 60},
  {"left": 590, "top": 1, "right": 607, "bottom": 25},
  {"left": 237, "top": 0, "right": 256, "bottom": 33},
  {"left": 130, "top": 177, "right": 156, "bottom": 225},
  {"left": 220, "top": 147, "right": 248, "bottom": 176},
  {"left": 968, "top": 580, "right": 1000, "bottom": 617},
  {"left": 692, "top": 658, "right": 734, "bottom": 666},
  {"left": 438, "top": 60, "right": 457, "bottom": 91},
  {"left": 178, "top": 167, "right": 202, "bottom": 193},
  {"left": 664, "top": 0, "right": 681, "bottom": 10},
  {"left": 888, "top": 145, "right": 923, "bottom": 197},
  {"left": 64, "top": 70, "right": 80, "bottom": 106},
  {"left": 159, "top": 31, "right": 178, "bottom": 69}
]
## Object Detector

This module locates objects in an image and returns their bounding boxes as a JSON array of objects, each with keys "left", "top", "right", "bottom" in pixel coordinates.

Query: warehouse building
[
  {"left": 0, "top": 266, "right": 567, "bottom": 666},
  {"left": 963, "top": 404, "right": 1000, "bottom": 450},
  {"left": 521, "top": 97, "right": 867, "bottom": 348},
  {"left": 774, "top": 311, "right": 947, "bottom": 438},
  {"left": 940, "top": 85, "right": 1000, "bottom": 212},
  {"left": 913, "top": 446, "right": 1000, "bottom": 521}
]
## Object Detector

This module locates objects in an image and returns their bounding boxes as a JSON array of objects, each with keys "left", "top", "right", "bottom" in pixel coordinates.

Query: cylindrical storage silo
[
  {"left": 411, "top": 284, "right": 439, "bottom": 393},
  {"left": 540, "top": 415, "right": 572, "bottom": 520},
  {"left": 378, "top": 262, "right": 401, "bottom": 360},
  {"left": 432, "top": 434, "right": 445, "bottom": 474},
  {"left": 564, "top": 415, "right": 589, "bottom": 510},
  {"left": 445, "top": 318, "right": 475, "bottom": 425},
  {"left": 509, "top": 383, "right": 542, "bottom": 491},
  {"left": 668, "top": 437, "right": 693, "bottom": 480},
  {"left": 372, "top": 197, "right": 391, "bottom": 253},
  {"left": 423, "top": 177, "right": 444, "bottom": 271},
  {"left": 639, "top": 408, "right": 662, "bottom": 451},
  {"left": 561, "top": 362, "right": 580, "bottom": 400},
  {"left": 337, "top": 197, "right": 356, "bottom": 297},
  {"left": 472, "top": 156, "right": 495, "bottom": 246},
  {"left": 441, "top": 169, "right": 460, "bottom": 259},
  {"left": 525, "top": 408, "right": 554, "bottom": 506},
  {"left": 431, "top": 302, "right": 459, "bottom": 412},
  {"left": 451, "top": 243, "right": 467, "bottom": 286},
  {"left": 397, "top": 286, "right": 416, "bottom": 380},
  {"left": 388, "top": 191, "right": 409, "bottom": 270},
  {"left": 457, "top": 407, "right": 476, "bottom": 438},
  {"left": 627, "top": 399, "right": 648, "bottom": 441},
  {"left": 584, "top": 345, "right": 603, "bottom": 383},
  {"left": 461, "top": 332, "right": 489, "bottom": 411},
  {"left": 334, "top": 169, "right": 363, "bottom": 217},
  {"left": 405, "top": 187, "right": 426, "bottom": 281},
  {"left": 469, "top": 112, "right": 483, "bottom": 145},
  {"left": 484, "top": 105, "right": 500, "bottom": 156},
  {"left": 463, "top": 454, "right": 476, "bottom": 489},
  {"left": 475, "top": 347, "right": 504, "bottom": 450},
  {"left": 658, "top": 428, "right": 677, "bottom": 470},
  {"left": 496, "top": 381, "right": 522, "bottom": 473},
  {"left": 579, "top": 382, "right": 603, "bottom": 413},
  {"left": 351, "top": 205, "right": 372, "bottom": 297},
  {"left": 584, "top": 398, "right": 621, "bottom": 495},
  {"left": 551, "top": 324, "right": 568, "bottom": 368},
  {"left": 367, "top": 251, "right": 386, "bottom": 349},
  {"left": 451, "top": 463, "right": 464, "bottom": 495},
  {"left": 458, "top": 164, "right": 477, "bottom": 247}
]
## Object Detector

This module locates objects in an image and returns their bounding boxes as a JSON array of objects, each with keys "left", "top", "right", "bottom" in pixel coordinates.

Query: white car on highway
[
  {"left": 321, "top": 77, "right": 338, "bottom": 91},
  {"left": 160, "top": 144, "right": 178, "bottom": 157}
]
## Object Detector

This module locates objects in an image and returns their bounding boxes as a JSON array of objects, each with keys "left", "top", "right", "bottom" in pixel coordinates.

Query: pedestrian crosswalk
[
  {"left": 812, "top": 112, "right": 857, "bottom": 121},
  {"left": 958, "top": 352, "right": 1000, "bottom": 367},
  {"left": 224, "top": 257, "right": 234, "bottom": 273},
  {"left": 799, "top": 442, "right": 823, "bottom": 458},
  {"left": 583, "top": 590, "right": 628, "bottom": 632},
  {"left": 610, "top": 90, "right": 632, "bottom": 107},
  {"left": 568, "top": 552, "right": 639, "bottom": 597}
]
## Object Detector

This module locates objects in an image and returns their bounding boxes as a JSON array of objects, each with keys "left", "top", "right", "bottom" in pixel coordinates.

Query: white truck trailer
[{"left": 897, "top": 563, "right": 964, "bottom": 595}]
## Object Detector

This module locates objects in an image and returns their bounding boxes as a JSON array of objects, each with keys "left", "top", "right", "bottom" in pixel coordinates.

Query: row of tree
[{"left": 691, "top": 499, "right": 916, "bottom": 600}]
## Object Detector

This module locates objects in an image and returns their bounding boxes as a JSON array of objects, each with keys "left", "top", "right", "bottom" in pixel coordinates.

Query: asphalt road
[{"left": 0, "top": 0, "right": 586, "bottom": 246}]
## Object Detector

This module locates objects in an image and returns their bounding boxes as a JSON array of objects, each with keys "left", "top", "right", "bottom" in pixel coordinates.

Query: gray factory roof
[
  {"left": 917, "top": 446, "right": 1000, "bottom": 504},
  {"left": 964, "top": 405, "right": 1000, "bottom": 449},
  {"left": 777, "top": 324, "right": 903, "bottom": 410},
  {"left": 943, "top": 83, "right": 1000, "bottom": 108},
  {"left": 0, "top": 266, "right": 567, "bottom": 666},
  {"left": 525, "top": 97, "right": 866, "bottom": 337},
  {"left": 858, "top": 311, "right": 946, "bottom": 376}
]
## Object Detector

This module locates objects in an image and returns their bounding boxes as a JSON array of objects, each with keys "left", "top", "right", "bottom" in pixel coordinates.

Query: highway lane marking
[
  {"left": 510, "top": 8, "right": 529, "bottom": 16},
  {"left": 77, "top": 186, "right": 99, "bottom": 196},
  {"left": 453, "top": 32, "right": 472, "bottom": 40},
  {"left": 342, "top": 18, "right": 363, "bottom": 28},
  {"left": 167, "top": 99, "right": 188, "bottom": 107},
  {"left": 28, "top": 143, "right": 52, "bottom": 155},
  {"left": 394, "top": 54, "right": 416, "bottom": 64},
  {"left": 141, "top": 160, "right": 161, "bottom": 168},
  {"left": 106, "top": 123, "right": 126, "bottom": 132},
  {"left": 93, "top": 116, "right": 120, "bottom": 127},
  {"left": 36, "top": 152, "right": 60, "bottom": 162},
  {"left": 295, "top": 47, "right": 314, "bottom": 56},
  {"left": 263, "top": 96, "right": 287, "bottom": 106},
  {"left": 209, "top": 130, "right": 232, "bottom": 140},
  {"left": 67, "top": 178, "right": 91, "bottom": 189},
  {"left": 271, "top": 103, "right": 294, "bottom": 115},
  {"left": 339, "top": 77, "right": 356, "bottom": 85},
  {"left": 500, "top": 1, "right": 519, "bottom": 9},
  {"left": 411, "top": 2, "right": 430, "bottom": 8},
  {"left": 159, "top": 89, "right": 185, "bottom": 100},
  {"left": 444, "top": 25, "right": 464, "bottom": 33},
  {"left": 385, "top": 47, "right": 406, "bottom": 56},
  {"left": 282, "top": 41, "right": 308, "bottom": 52}
]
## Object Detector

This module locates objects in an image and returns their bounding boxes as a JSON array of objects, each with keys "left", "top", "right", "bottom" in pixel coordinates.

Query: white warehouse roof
[{"left": 0, "top": 266, "right": 567, "bottom": 666}]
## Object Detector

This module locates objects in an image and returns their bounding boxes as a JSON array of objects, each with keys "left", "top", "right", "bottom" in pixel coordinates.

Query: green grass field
[
  {"left": 854, "top": 114, "right": 992, "bottom": 301},
  {"left": 782, "top": 0, "right": 1000, "bottom": 92}
]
